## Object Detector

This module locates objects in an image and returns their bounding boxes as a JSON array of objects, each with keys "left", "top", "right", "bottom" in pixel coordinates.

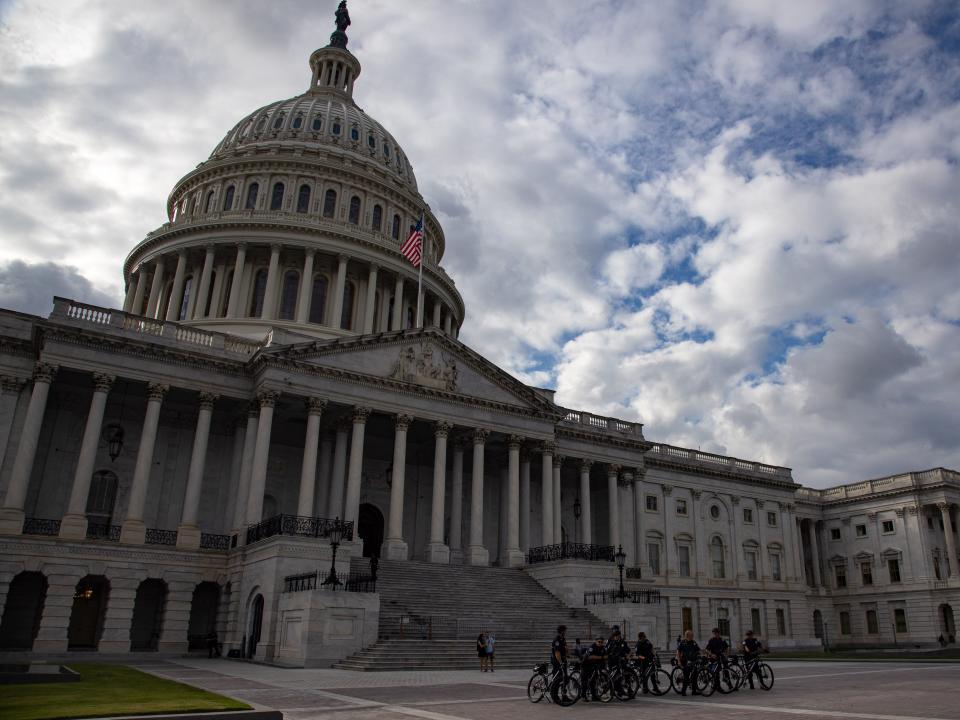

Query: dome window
[
  {"left": 270, "top": 182, "right": 285, "bottom": 211},
  {"left": 350, "top": 125, "right": 360, "bottom": 142},
  {"left": 332, "top": 120, "right": 342, "bottom": 136},
  {"left": 367, "top": 134, "right": 376, "bottom": 149},
  {"left": 312, "top": 116, "right": 323, "bottom": 131},
  {"left": 372, "top": 204, "right": 383, "bottom": 231},
  {"left": 204, "top": 190, "right": 215, "bottom": 214},
  {"left": 348, "top": 196, "right": 361, "bottom": 225},
  {"left": 384, "top": 144, "right": 391, "bottom": 158},
  {"left": 245, "top": 182, "right": 259, "bottom": 210},
  {"left": 297, "top": 184, "right": 311, "bottom": 214},
  {"left": 292, "top": 115, "right": 303, "bottom": 129},
  {"left": 279, "top": 270, "right": 299, "bottom": 320},
  {"left": 309, "top": 274, "right": 329, "bottom": 324},
  {"left": 249, "top": 269, "right": 268, "bottom": 317},
  {"left": 222, "top": 186, "right": 235, "bottom": 211},
  {"left": 255, "top": 117, "right": 266, "bottom": 133},
  {"left": 391, "top": 214, "right": 401, "bottom": 241},
  {"left": 323, "top": 189, "right": 337, "bottom": 218},
  {"left": 273, "top": 113, "right": 285, "bottom": 130}
]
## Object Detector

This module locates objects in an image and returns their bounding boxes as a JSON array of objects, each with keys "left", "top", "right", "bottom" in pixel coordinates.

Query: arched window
[
  {"left": 292, "top": 115, "right": 303, "bottom": 129},
  {"left": 384, "top": 144, "right": 391, "bottom": 158},
  {"left": 323, "top": 189, "right": 337, "bottom": 218},
  {"left": 272, "top": 113, "right": 285, "bottom": 130},
  {"left": 350, "top": 125, "right": 360, "bottom": 141},
  {"left": 86, "top": 470, "right": 118, "bottom": 523},
  {"left": 312, "top": 116, "right": 322, "bottom": 131},
  {"left": 372, "top": 204, "right": 383, "bottom": 231},
  {"left": 219, "top": 270, "right": 233, "bottom": 317},
  {"left": 348, "top": 195, "right": 361, "bottom": 225},
  {"left": 205, "top": 190, "right": 215, "bottom": 213},
  {"left": 341, "top": 282, "right": 356, "bottom": 330},
  {"left": 178, "top": 275, "right": 193, "bottom": 320},
  {"left": 255, "top": 117, "right": 266, "bottom": 133},
  {"left": 711, "top": 537, "right": 726, "bottom": 579},
  {"left": 270, "top": 182, "right": 285, "bottom": 211},
  {"left": 245, "top": 182, "right": 259, "bottom": 209},
  {"left": 203, "top": 271, "right": 216, "bottom": 317},
  {"left": 391, "top": 214, "right": 401, "bottom": 240},
  {"left": 297, "top": 184, "right": 311, "bottom": 213},
  {"left": 332, "top": 119, "right": 342, "bottom": 136},
  {"left": 367, "top": 134, "right": 376, "bottom": 149},
  {"left": 249, "top": 269, "right": 268, "bottom": 317},
  {"left": 309, "top": 274, "right": 328, "bottom": 324},
  {"left": 278, "top": 270, "right": 299, "bottom": 320},
  {"left": 222, "top": 186, "right": 235, "bottom": 211}
]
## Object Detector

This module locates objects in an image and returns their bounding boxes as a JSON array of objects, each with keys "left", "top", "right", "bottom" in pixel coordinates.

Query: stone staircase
[{"left": 334, "top": 558, "right": 611, "bottom": 670}]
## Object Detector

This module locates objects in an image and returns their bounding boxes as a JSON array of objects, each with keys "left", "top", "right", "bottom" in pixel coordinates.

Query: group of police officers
[{"left": 551, "top": 623, "right": 768, "bottom": 701}]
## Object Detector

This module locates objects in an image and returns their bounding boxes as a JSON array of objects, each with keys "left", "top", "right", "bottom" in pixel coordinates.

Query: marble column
[
  {"left": 505, "top": 436, "right": 524, "bottom": 567},
  {"left": 226, "top": 243, "right": 247, "bottom": 318},
  {"left": 363, "top": 264, "right": 379, "bottom": 333},
  {"left": 60, "top": 373, "right": 116, "bottom": 540},
  {"left": 780, "top": 503, "right": 796, "bottom": 584},
  {"left": 223, "top": 419, "right": 245, "bottom": 534},
  {"left": 193, "top": 244, "right": 216, "bottom": 319},
  {"left": 607, "top": 464, "right": 621, "bottom": 548},
  {"left": 165, "top": 250, "right": 188, "bottom": 321},
  {"left": 662, "top": 485, "right": 675, "bottom": 582},
  {"left": 296, "top": 249, "right": 316, "bottom": 324},
  {"left": 327, "top": 422, "right": 349, "bottom": 519},
  {"left": 391, "top": 275, "right": 404, "bottom": 330},
  {"left": 314, "top": 432, "right": 334, "bottom": 518},
  {"left": 498, "top": 466, "right": 509, "bottom": 564},
  {"left": 343, "top": 406, "right": 370, "bottom": 544},
  {"left": 466, "top": 429, "right": 489, "bottom": 566},
  {"left": 432, "top": 300, "right": 442, "bottom": 328},
  {"left": 756, "top": 500, "right": 770, "bottom": 581},
  {"left": 232, "top": 405, "right": 258, "bottom": 533},
  {"left": 540, "top": 443, "right": 554, "bottom": 546},
  {"left": 631, "top": 472, "right": 643, "bottom": 566},
  {"left": 331, "top": 254, "right": 348, "bottom": 329},
  {"left": 427, "top": 421, "right": 453, "bottom": 563},
  {"left": 443, "top": 313, "right": 453, "bottom": 336},
  {"left": 0, "top": 377, "right": 26, "bottom": 489},
  {"left": 809, "top": 520, "right": 823, "bottom": 587},
  {"left": 145, "top": 256, "right": 166, "bottom": 318},
  {"left": 579, "top": 459, "right": 593, "bottom": 544},
  {"left": 120, "top": 382, "right": 168, "bottom": 544},
  {"left": 519, "top": 449, "right": 531, "bottom": 552},
  {"left": 130, "top": 268, "right": 148, "bottom": 315},
  {"left": 296, "top": 397, "right": 326, "bottom": 517},
  {"left": 260, "top": 244, "right": 282, "bottom": 320},
  {"left": 691, "top": 490, "right": 706, "bottom": 581},
  {"left": 939, "top": 503, "right": 960, "bottom": 579},
  {"left": 730, "top": 496, "right": 744, "bottom": 580},
  {"left": 450, "top": 439, "right": 465, "bottom": 559},
  {"left": 0, "top": 363, "right": 58, "bottom": 534},
  {"left": 176, "top": 392, "right": 218, "bottom": 549},
  {"left": 383, "top": 414, "right": 412, "bottom": 560},
  {"left": 552, "top": 455, "right": 563, "bottom": 543},
  {"left": 245, "top": 389, "right": 279, "bottom": 527}
]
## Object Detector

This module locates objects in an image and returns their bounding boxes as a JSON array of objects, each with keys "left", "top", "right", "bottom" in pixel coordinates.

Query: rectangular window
[
  {"left": 856, "top": 524, "right": 867, "bottom": 537},
  {"left": 746, "top": 550, "right": 758, "bottom": 580},
  {"left": 830, "top": 527, "right": 841, "bottom": 540},
  {"left": 751, "top": 608, "right": 762, "bottom": 636},
  {"left": 743, "top": 508, "right": 753, "bottom": 523},
  {"left": 770, "top": 553, "right": 782, "bottom": 581},
  {"left": 645, "top": 495, "right": 658, "bottom": 512},
  {"left": 840, "top": 611, "right": 851, "bottom": 635},
  {"left": 682, "top": 607, "right": 694, "bottom": 633},
  {"left": 835, "top": 565, "right": 847, "bottom": 589},
  {"left": 647, "top": 542, "right": 661, "bottom": 575},
  {"left": 866, "top": 609, "right": 879, "bottom": 634},
  {"left": 776, "top": 608, "right": 786, "bottom": 636},
  {"left": 678, "top": 545, "right": 691, "bottom": 577},
  {"left": 894, "top": 608, "right": 908, "bottom": 633},
  {"left": 888, "top": 558, "right": 901, "bottom": 583},
  {"left": 934, "top": 555, "right": 942, "bottom": 580},
  {"left": 861, "top": 562, "right": 873, "bottom": 585},
  {"left": 767, "top": 511, "right": 778, "bottom": 527},
  {"left": 717, "top": 608, "right": 730, "bottom": 639},
  {"left": 676, "top": 499, "right": 688, "bottom": 516},
  {"left": 882, "top": 520, "right": 895, "bottom": 534}
]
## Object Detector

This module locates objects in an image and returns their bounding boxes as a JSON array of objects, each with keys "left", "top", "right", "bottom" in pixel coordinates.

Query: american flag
[{"left": 400, "top": 215, "right": 424, "bottom": 267}]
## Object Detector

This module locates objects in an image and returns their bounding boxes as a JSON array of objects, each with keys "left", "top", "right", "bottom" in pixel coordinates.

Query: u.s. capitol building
[{"left": 0, "top": 3, "right": 957, "bottom": 666}]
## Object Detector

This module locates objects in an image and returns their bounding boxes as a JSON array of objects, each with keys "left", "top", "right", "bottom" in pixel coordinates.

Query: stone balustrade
[
  {"left": 646, "top": 442, "right": 793, "bottom": 482},
  {"left": 796, "top": 467, "right": 960, "bottom": 504}
]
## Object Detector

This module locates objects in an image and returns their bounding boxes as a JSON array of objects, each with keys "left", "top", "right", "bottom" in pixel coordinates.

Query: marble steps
[{"left": 332, "top": 639, "right": 553, "bottom": 671}]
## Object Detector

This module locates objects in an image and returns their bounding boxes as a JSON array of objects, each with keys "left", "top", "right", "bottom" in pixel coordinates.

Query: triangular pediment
[{"left": 263, "top": 328, "right": 561, "bottom": 416}]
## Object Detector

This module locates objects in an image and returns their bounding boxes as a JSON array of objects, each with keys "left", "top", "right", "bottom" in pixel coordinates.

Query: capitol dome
[{"left": 121, "top": 2, "right": 463, "bottom": 343}]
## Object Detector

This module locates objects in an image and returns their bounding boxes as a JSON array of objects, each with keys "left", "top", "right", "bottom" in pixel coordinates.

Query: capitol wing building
[{"left": 0, "top": 4, "right": 957, "bottom": 667}]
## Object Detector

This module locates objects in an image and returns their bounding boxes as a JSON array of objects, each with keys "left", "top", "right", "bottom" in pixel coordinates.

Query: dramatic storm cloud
[{"left": 1, "top": 0, "right": 958, "bottom": 486}]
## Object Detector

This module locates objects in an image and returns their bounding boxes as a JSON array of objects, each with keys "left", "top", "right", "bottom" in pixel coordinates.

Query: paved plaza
[{"left": 131, "top": 658, "right": 960, "bottom": 720}]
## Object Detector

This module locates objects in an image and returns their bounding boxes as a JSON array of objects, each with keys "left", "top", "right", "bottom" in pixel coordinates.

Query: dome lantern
[{"left": 309, "top": 1, "right": 361, "bottom": 97}]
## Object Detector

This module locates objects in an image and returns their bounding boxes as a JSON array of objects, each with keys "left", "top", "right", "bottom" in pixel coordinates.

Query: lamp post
[
  {"left": 573, "top": 496, "right": 581, "bottom": 544},
  {"left": 321, "top": 517, "right": 345, "bottom": 587},
  {"left": 615, "top": 544, "right": 627, "bottom": 599}
]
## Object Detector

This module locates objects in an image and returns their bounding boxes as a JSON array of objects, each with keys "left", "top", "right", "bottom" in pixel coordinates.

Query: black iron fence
[
  {"left": 584, "top": 588, "right": 662, "bottom": 605},
  {"left": 200, "top": 533, "right": 231, "bottom": 550},
  {"left": 282, "top": 570, "right": 376, "bottom": 594},
  {"left": 526, "top": 542, "right": 617, "bottom": 564},
  {"left": 22, "top": 518, "right": 61, "bottom": 536},
  {"left": 86, "top": 522, "right": 121, "bottom": 542},
  {"left": 145, "top": 528, "right": 178, "bottom": 546},
  {"left": 626, "top": 567, "right": 643, "bottom": 579},
  {"left": 245, "top": 514, "right": 354, "bottom": 545}
]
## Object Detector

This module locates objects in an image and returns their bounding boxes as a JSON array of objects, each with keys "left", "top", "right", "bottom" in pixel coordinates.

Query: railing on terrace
[
  {"left": 51, "top": 297, "right": 262, "bottom": 358},
  {"left": 200, "top": 533, "right": 232, "bottom": 551},
  {"left": 282, "top": 570, "right": 376, "bottom": 594},
  {"left": 22, "top": 518, "right": 61, "bottom": 536},
  {"left": 145, "top": 528, "right": 178, "bottom": 546},
  {"left": 558, "top": 408, "right": 644, "bottom": 438},
  {"left": 796, "top": 468, "right": 959, "bottom": 504},
  {"left": 584, "top": 589, "right": 662, "bottom": 605},
  {"left": 245, "top": 514, "right": 354, "bottom": 545},
  {"left": 646, "top": 442, "right": 793, "bottom": 481},
  {"left": 86, "top": 522, "right": 121, "bottom": 542},
  {"left": 527, "top": 542, "right": 616, "bottom": 565}
]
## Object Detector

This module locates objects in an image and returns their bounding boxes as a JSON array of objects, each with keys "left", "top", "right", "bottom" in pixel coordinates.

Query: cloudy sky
[{"left": 1, "top": 0, "right": 959, "bottom": 488}]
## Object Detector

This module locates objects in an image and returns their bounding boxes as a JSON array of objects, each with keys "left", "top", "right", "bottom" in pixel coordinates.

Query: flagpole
[{"left": 416, "top": 213, "right": 424, "bottom": 328}]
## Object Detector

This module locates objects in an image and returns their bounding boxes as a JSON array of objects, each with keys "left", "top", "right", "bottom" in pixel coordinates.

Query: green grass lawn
[{"left": 0, "top": 663, "right": 251, "bottom": 720}]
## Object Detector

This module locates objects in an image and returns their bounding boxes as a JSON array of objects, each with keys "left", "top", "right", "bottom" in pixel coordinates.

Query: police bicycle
[
  {"left": 631, "top": 652, "right": 672, "bottom": 696},
  {"left": 731, "top": 653, "right": 775, "bottom": 690},
  {"left": 694, "top": 654, "right": 741, "bottom": 696}
]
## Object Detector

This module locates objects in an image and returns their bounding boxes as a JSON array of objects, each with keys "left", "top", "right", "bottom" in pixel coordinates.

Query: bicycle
[
  {"left": 607, "top": 658, "right": 641, "bottom": 701},
  {"left": 579, "top": 660, "right": 613, "bottom": 703},
  {"left": 526, "top": 662, "right": 551, "bottom": 703},
  {"left": 550, "top": 659, "right": 582, "bottom": 706},
  {"left": 735, "top": 653, "right": 775, "bottom": 690},
  {"left": 632, "top": 653, "right": 671, "bottom": 696},
  {"left": 702, "top": 655, "right": 741, "bottom": 695}
]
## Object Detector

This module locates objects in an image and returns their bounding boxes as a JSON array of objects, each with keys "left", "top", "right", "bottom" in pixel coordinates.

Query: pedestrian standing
[
  {"left": 477, "top": 631, "right": 488, "bottom": 672},
  {"left": 635, "top": 631, "right": 654, "bottom": 694},
  {"left": 486, "top": 630, "right": 496, "bottom": 671}
]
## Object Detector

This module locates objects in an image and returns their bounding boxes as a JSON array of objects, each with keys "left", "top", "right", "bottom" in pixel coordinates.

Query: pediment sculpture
[{"left": 391, "top": 342, "right": 458, "bottom": 391}]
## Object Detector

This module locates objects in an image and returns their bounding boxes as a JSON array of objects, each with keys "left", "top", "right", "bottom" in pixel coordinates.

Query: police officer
[
  {"left": 675, "top": 630, "right": 701, "bottom": 696},
  {"left": 706, "top": 628, "right": 730, "bottom": 689},
  {"left": 739, "top": 629, "right": 765, "bottom": 689},
  {"left": 552, "top": 624, "right": 568, "bottom": 674},
  {"left": 582, "top": 636, "right": 608, "bottom": 701},
  {"left": 634, "top": 631, "right": 654, "bottom": 693},
  {"left": 607, "top": 626, "right": 629, "bottom": 666}
]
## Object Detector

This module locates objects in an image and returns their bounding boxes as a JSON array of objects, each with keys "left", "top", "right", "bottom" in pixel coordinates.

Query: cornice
[
  {"left": 555, "top": 424, "right": 652, "bottom": 453},
  {"left": 645, "top": 454, "right": 798, "bottom": 491}
]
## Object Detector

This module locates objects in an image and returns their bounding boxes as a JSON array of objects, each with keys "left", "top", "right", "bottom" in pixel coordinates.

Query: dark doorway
[
  {"left": 358, "top": 503, "right": 384, "bottom": 558},
  {"left": 247, "top": 593, "right": 264, "bottom": 658},
  {"left": 68, "top": 576, "right": 110, "bottom": 650},
  {"left": 188, "top": 582, "right": 221, "bottom": 650},
  {"left": 813, "top": 610, "right": 824, "bottom": 639},
  {"left": 941, "top": 604, "right": 956, "bottom": 640},
  {"left": 0, "top": 571, "right": 47, "bottom": 650},
  {"left": 130, "top": 579, "right": 166, "bottom": 650}
]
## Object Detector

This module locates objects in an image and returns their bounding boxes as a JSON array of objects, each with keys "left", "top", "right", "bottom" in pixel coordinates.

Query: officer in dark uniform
[
  {"left": 675, "top": 630, "right": 701, "bottom": 696},
  {"left": 551, "top": 624, "right": 568, "bottom": 677},
  {"left": 705, "top": 628, "right": 730, "bottom": 689},
  {"left": 582, "top": 636, "right": 608, "bottom": 701},
  {"left": 607, "top": 626, "right": 629, "bottom": 666},
  {"left": 634, "top": 631, "right": 654, "bottom": 693},
  {"left": 740, "top": 629, "right": 764, "bottom": 689}
]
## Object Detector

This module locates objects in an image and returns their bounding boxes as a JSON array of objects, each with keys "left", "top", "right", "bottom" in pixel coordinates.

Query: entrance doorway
[
  {"left": 130, "top": 579, "right": 166, "bottom": 650},
  {"left": 941, "top": 604, "right": 956, "bottom": 642},
  {"left": 358, "top": 503, "right": 384, "bottom": 558},
  {"left": 247, "top": 593, "right": 263, "bottom": 658},
  {"left": 0, "top": 571, "right": 47, "bottom": 650},
  {"left": 813, "top": 610, "right": 824, "bottom": 639},
  {"left": 68, "top": 576, "right": 110, "bottom": 650},
  {"left": 188, "top": 582, "right": 221, "bottom": 650}
]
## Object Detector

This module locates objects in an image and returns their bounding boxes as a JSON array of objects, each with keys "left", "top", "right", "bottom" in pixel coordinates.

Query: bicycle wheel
[
  {"left": 696, "top": 668, "right": 716, "bottom": 697},
  {"left": 670, "top": 666, "right": 685, "bottom": 694},
  {"left": 527, "top": 673, "right": 548, "bottom": 703},
  {"left": 592, "top": 672, "right": 614, "bottom": 703},
  {"left": 649, "top": 667, "right": 671, "bottom": 696},
  {"left": 624, "top": 666, "right": 641, "bottom": 699},
  {"left": 758, "top": 662, "right": 775, "bottom": 690},
  {"left": 551, "top": 672, "right": 580, "bottom": 706},
  {"left": 716, "top": 666, "right": 740, "bottom": 694}
]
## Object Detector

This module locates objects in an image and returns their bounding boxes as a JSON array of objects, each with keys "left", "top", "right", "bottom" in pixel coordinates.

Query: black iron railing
[
  {"left": 584, "top": 589, "right": 662, "bottom": 605},
  {"left": 86, "top": 522, "right": 121, "bottom": 542},
  {"left": 145, "top": 528, "right": 178, "bottom": 546},
  {"left": 22, "top": 518, "right": 61, "bottom": 536},
  {"left": 526, "top": 542, "right": 616, "bottom": 564},
  {"left": 626, "top": 567, "right": 643, "bottom": 579},
  {"left": 200, "top": 533, "right": 231, "bottom": 551},
  {"left": 245, "top": 514, "right": 354, "bottom": 545},
  {"left": 282, "top": 570, "right": 376, "bottom": 594}
]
